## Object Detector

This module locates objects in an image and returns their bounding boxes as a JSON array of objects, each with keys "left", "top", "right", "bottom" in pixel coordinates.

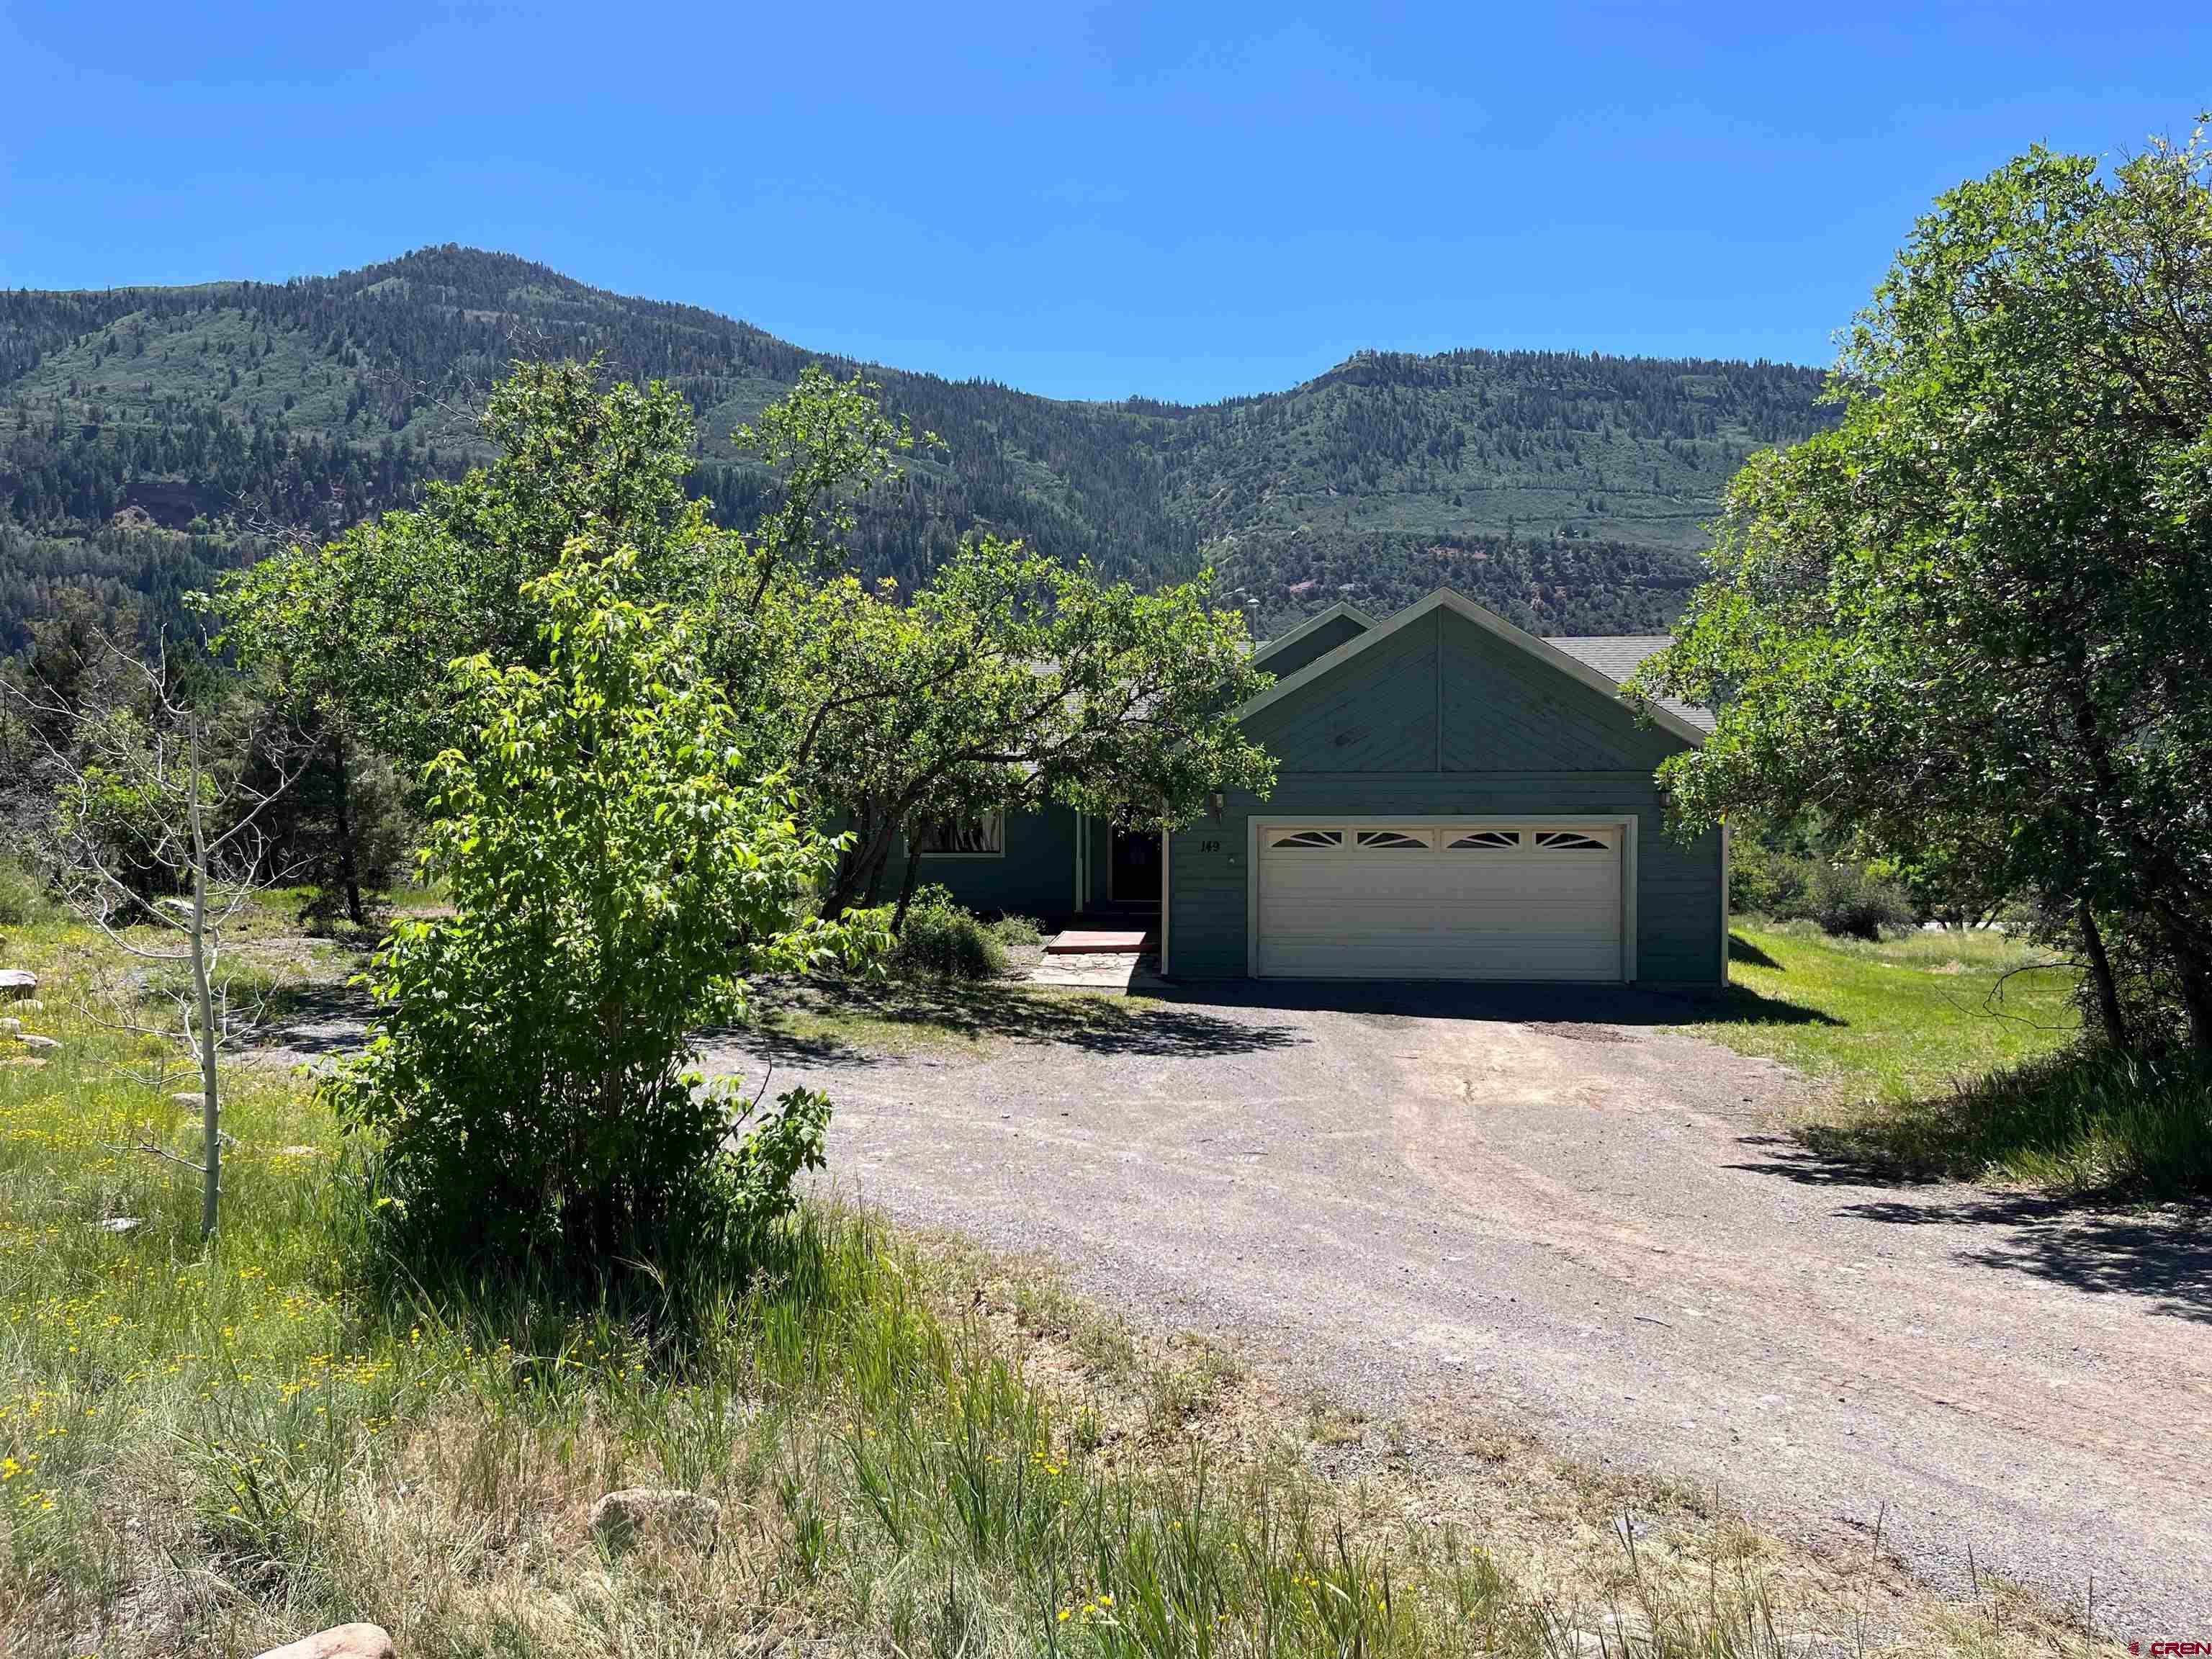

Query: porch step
[{"left": 1045, "top": 928, "right": 1157, "bottom": 956}]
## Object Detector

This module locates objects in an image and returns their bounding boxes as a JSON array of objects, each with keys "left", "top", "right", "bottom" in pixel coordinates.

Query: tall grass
[
  {"left": 0, "top": 917, "right": 2072, "bottom": 1657},
  {"left": 1715, "top": 926, "right": 2207, "bottom": 1198},
  {"left": 1803, "top": 1046, "right": 2212, "bottom": 1197},
  {"left": 0, "top": 859, "right": 52, "bottom": 929}
]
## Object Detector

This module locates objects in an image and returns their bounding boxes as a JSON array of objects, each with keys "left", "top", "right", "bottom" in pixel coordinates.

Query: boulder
[
  {"left": 252, "top": 1625, "right": 395, "bottom": 1659},
  {"left": 0, "top": 1018, "right": 17, "bottom": 1036},
  {"left": 0, "top": 968, "right": 36, "bottom": 999},
  {"left": 587, "top": 1487, "right": 721, "bottom": 1555},
  {"left": 17, "top": 1034, "right": 59, "bottom": 1053},
  {"left": 95, "top": 1217, "right": 143, "bottom": 1235}
]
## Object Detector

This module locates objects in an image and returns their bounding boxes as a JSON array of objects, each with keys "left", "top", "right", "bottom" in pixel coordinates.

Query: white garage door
[{"left": 1255, "top": 823, "right": 1623, "bottom": 981}]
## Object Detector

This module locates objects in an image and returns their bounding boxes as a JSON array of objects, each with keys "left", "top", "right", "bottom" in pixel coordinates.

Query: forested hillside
[{"left": 0, "top": 246, "right": 1836, "bottom": 649}]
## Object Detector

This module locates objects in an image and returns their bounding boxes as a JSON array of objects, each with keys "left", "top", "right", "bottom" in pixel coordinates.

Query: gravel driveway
[{"left": 703, "top": 979, "right": 2211, "bottom": 1638}]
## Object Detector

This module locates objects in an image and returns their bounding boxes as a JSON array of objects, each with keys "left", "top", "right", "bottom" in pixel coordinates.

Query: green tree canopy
[
  {"left": 225, "top": 359, "right": 1277, "bottom": 927},
  {"left": 1637, "top": 127, "right": 2212, "bottom": 1051},
  {"left": 765, "top": 533, "right": 1276, "bottom": 914},
  {"left": 218, "top": 359, "right": 719, "bottom": 779},
  {"left": 325, "top": 543, "right": 858, "bottom": 1264}
]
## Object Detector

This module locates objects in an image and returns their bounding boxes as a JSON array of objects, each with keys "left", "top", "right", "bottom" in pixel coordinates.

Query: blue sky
[{"left": 1, "top": 3, "right": 2204, "bottom": 403}]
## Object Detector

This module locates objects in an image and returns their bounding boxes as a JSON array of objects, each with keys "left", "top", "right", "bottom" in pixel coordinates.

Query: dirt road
[{"left": 704, "top": 981, "right": 2212, "bottom": 1638}]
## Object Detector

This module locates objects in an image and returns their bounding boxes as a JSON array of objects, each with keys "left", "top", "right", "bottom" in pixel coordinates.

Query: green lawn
[
  {"left": 0, "top": 916, "right": 2110, "bottom": 1657},
  {"left": 1701, "top": 923, "right": 2080, "bottom": 1107},
  {"left": 1693, "top": 924, "right": 2210, "bottom": 1197}
]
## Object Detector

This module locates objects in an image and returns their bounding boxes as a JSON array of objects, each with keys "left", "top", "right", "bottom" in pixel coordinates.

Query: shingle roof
[{"left": 1544, "top": 634, "right": 1714, "bottom": 732}]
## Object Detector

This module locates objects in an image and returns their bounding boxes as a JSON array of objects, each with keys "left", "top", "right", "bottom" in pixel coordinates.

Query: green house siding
[
  {"left": 1168, "top": 602, "right": 1722, "bottom": 983},
  {"left": 1252, "top": 611, "right": 1371, "bottom": 680},
  {"left": 877, "top": 804, "right": 1082, "bottom": 921}
]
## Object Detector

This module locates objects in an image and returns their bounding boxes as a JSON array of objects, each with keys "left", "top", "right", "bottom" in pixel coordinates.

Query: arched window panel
[
  {"left": 1447, "top": 830, "right": 1520, "bottom": 850},
  {"left": 1532, "top": 830, "right": 1610, "bottom": 852},
  {"left": 1271, "top": 829, "right": 1345, "bottom": 849},
  {"left": 1355, "top": 830, "right": 1431, "bottom": 850}
]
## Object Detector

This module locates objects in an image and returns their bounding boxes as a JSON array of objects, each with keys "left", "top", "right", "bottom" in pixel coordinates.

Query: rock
[
  {"left": 0, "top": 1056, "right": 45, "bottom": 1069},
  {"left": 171, "top": 1091, "right": 207, "bottom": 1106},
  {"left": 587, "top": 1488, "right": 721, "bottom": 1555},
  {"left": 17, "top": 1034, "right": 59, "bottom": 1053},
  {"left": 0, "top": 1018, "right": 17, "bottom": 1036},
  {"left": 251, "top": 1625, "right": 395, "bottom": 1659},
  {"left": 0, "top": 968, "right": 36, "bottom": 999},
  {"left": 95, "top": 1217, "right": 143, "bottom": 1235}
]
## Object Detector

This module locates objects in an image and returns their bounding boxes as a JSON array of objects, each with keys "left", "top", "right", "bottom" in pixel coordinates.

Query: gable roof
[
  {"left": 1545, "top": 636, "right": 1713, "bottom": 734},
  {"left": 1250, "top": 599, "right": 1377, "bottom": 665},
  {"left": 1234, "top": 588, "right": 1709, "bottom": 750}
]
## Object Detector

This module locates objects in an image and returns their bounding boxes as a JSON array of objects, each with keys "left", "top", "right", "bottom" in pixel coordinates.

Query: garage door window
[
  {"left": 1447, "top": 830, "right": 1520, "bottom": 850},
  {"left": 1532, "top": 830, "right": 1610, "bottom": 852},
  {"left": 1270, "top": 830, "right": 1344, "bottom": 850},
  {"left": 1354, "top": 829, "right": 1429, "bottom": 850}
]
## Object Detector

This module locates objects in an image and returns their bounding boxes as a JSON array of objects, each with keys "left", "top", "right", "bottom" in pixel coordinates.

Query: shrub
[
  {"left": 885, "top": 886, "right": 1007, "bottom": 980},
  {"left": 1734, "top": 838, "right": 1915, "bottom": 941},
  {"left": 1728, "top": 839, "right": 1811, "bottom": 920},
  {"left": 325, "top": 549, "right": 872, "bottom": 1267},
  {"left": 990, "top": 912, "right": 1044, "bottom": 948},
  {"left": 0, "top": 856, "right": 50, "bottom": 927},
  {"left": 1807, "top": 859, "right": 1917, "bottom": 940}
]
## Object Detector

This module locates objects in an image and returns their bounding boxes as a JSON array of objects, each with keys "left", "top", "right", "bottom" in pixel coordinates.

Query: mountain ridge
[{"left": 1, "top": 244, "right": 1839, "bottom": 650}]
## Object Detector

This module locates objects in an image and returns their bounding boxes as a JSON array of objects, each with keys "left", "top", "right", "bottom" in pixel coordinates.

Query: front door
[{"left": 1110, "top": 827, "right": 1161, "bottom": 904}]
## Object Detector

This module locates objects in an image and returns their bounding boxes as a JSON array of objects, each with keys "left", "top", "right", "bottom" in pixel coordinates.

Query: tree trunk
[
  {"left": 821, "top": 817, "right": 896, "bottom": 919},
  {"left": 890, "top": 822, "right": 925, "bottom": 935},
  {"left": 329, "top": 728, "right": 364, "bottom": 926},
  {"left": 186, "top": 724, "right": 221, "bottom": 1242},
  {"left": 2062, "top": 673, "right": 2212, "bottom": 1053},
  {"left": 2077, "top": 902, "right": 2130, "bottom": 1054},
  {"left": 2164, "top": 922, "right": 2212, "bottom": 1057}
]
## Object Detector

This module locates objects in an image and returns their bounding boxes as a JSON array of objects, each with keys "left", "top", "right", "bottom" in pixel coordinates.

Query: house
[{"left": 881, "top": 588, "right": 1726, "bottom": 986}]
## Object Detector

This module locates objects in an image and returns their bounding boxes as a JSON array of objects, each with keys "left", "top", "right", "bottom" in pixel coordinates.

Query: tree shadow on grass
[
  {"left": 721, "top": 976, "right": 1307, "bottom": 1064},
  {"left": 355, "top": 1202, "right": 886, "bottom": 1377}
]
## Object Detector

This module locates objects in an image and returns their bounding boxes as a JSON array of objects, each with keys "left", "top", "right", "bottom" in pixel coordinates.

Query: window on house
[
  {"left": 1447, "top": 830, "right": 1521, "bottom": 850},
  {"left": 914, "top": 812, "right": 1005, "bottom": 857}
]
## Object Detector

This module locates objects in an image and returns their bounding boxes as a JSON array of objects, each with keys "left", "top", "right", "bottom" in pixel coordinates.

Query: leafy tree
[
  {"left": 1637, "top": 126, "right": 2212, "bottom": 1053},
  {"left": 323, "top": 543, "right": 868, "bottom": 1267},
  {"left": 217, "top": 359, "right": 718, "bottom": 784},
  {"left": 230, "top": 361, "right": 1274, "bottom": 945},
  {"left": 767, "top": 534, "right": 1277, "bottom": 917},
  {"left": 681, "top": 367, "right": 1273, "bottom": 922}
]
